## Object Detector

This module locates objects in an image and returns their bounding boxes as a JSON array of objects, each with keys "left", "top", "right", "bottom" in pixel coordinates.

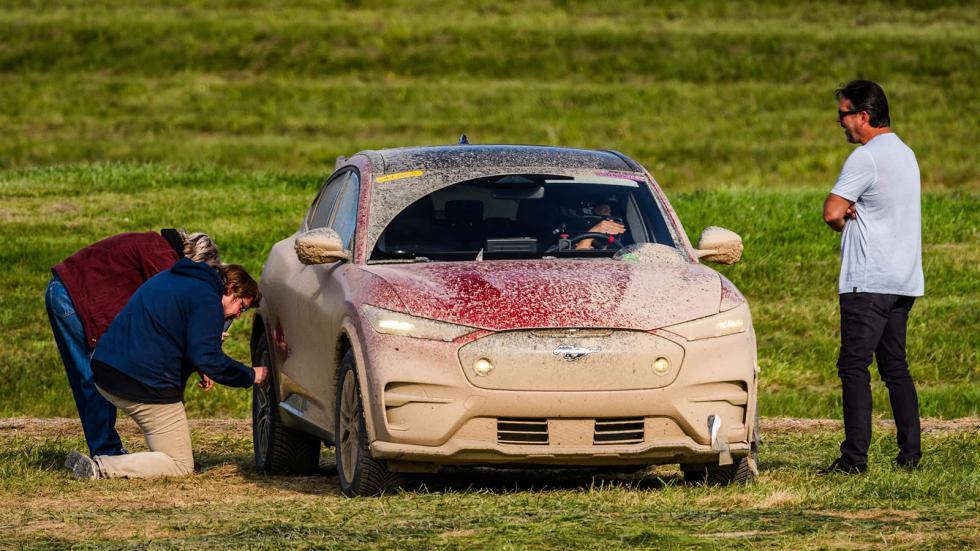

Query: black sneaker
[
  {"left": 819, "top": 457, "right": 867, "bottom": 475},
  {"left": 896, "top": 457, "right": 921, "bottom": 470}
]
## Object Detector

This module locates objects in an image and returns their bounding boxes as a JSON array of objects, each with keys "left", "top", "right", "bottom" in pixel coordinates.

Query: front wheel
[
  {"left": 252, "top": 333, "right": 321, "bottom": 475},
  {"left": 334, "top": 349, "right": 403, "bottom": 496}
]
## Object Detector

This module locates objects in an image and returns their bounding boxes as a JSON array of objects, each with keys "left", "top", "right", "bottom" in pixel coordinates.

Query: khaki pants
[{"left": 94, "top": 386, "right": 194, "bottom": 479}]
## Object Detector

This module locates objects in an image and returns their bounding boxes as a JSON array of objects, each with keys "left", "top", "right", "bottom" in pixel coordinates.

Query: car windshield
[{"left": 369, "top": 173, "right": 680, "bottom": 262}]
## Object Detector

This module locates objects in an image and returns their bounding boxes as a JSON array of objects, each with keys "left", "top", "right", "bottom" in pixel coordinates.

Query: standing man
[
  {"left": 821, "top": 80, "right": 924, "bottom": 473},
  {"left": 45, "top": 229, "right": 220, "bottom": 458}
]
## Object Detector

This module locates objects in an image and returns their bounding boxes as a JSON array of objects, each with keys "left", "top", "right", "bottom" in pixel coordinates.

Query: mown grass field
[
  {"left": 2, "top": 166, "right": 977, "bottom": 418},
  {"left": 0, "top": 1, "right": 977, "bottom": 190},
  {"left": 1, "top": 418, "right": 977, "bottom": 549},
  {"left": 1, "top": 1, "right": 978, "bottom": 547}
]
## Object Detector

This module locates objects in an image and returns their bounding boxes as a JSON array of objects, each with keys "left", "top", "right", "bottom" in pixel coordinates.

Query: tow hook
[{"left": 708, "top": 414, "right": 733, "bottom": 466}]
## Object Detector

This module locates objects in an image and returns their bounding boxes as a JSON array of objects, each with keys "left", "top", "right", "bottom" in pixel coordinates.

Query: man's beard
[{"left": 844, "top": 128, "right": 858, "bottom": 144}]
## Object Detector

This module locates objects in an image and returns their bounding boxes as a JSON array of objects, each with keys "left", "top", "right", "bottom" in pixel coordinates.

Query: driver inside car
[{"left": 574, "top": 202, "right": 626, "bottom": 249}]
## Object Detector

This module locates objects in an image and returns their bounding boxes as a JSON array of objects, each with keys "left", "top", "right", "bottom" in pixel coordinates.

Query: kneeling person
[{"left": 65, "top": 259, "right": 268, "bottom": 479}]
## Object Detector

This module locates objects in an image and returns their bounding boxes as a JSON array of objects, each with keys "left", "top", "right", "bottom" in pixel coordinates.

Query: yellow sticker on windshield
[{"left": 376, "top": 170, "right": 423, "bottom": 183}]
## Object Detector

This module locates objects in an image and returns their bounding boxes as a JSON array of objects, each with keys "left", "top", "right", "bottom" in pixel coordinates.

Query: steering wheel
[{"left": 545, "top": 232, "right": 623, "bottom": 253}]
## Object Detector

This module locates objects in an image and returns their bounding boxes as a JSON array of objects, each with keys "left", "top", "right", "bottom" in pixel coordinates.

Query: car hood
[{"left": 360, "top": 259, "right": 722, "bottom": 331}]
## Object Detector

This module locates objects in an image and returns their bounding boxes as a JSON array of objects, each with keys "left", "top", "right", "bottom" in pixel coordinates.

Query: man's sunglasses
[
  {"left": 237, "top": 297, "right": 251, "bottom": 313},
  {"left": 838, "top": 109, "right": 865, "bottom": 119}
]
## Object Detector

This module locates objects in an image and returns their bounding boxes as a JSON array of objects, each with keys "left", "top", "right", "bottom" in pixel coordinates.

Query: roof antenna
[{"left": 458, "top": 134, "right": 469, "bottom": 145}]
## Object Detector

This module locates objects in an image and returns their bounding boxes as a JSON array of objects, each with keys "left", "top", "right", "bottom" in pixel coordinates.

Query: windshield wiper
[{"left": 369, "top": 255, "right": 432, "bottom": 264}]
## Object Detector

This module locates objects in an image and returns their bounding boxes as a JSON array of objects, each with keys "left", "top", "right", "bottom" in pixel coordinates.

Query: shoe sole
[{"left": 65, "top": 450, "right": 97, "bottom": 480}]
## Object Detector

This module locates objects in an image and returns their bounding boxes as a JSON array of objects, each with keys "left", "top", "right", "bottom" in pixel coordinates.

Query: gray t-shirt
[{"left": 831, "top": 133, "right": 924, "bottom": 296}]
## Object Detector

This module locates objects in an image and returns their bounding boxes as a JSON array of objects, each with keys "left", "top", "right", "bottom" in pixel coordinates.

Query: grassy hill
[
  {"left": 0, "top": 1, "right": 977, "bottom": 418},
  {"left": 0, "top": 1, "right": 977, "bottom": 188}
]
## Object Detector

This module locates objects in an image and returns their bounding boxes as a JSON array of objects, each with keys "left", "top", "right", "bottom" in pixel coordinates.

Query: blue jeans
[{"left": 45, "top": 275, "right": 124, "bottom": 457}]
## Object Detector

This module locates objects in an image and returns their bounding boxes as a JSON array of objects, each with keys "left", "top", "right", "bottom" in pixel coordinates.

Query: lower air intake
[
  {"left": 594, "top": 418, "right": 645, "bottom": 445},
  {"left": 497, "top": 418, "right": 549, "bottom": 445}
]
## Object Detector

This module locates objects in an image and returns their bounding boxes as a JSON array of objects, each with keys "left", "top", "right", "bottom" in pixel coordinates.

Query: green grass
[
  {"left": 0, "top": 1, "right": 976, "bottom": 416},
  {"left": 1, "top": 419, "right": 977, "bottom": 548},
  {"left": 0, "top": 1, "right": 978, "bottom": 189},
  {"left": 1, "top": 165, "right": 977, "bottom": 418},
  {"left": 0, "top": 2, "right": 977, "bottom": 545}
]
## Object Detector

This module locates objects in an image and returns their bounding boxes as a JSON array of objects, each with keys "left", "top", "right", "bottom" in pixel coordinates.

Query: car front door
[{"left": 277, "top": 170, "right": 360, "bottom": 433}]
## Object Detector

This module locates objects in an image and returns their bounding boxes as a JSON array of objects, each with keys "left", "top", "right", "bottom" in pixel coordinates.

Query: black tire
[
  {"left": 681, "top": 407, "right": 760, "bottom": 486},
  {"left": 252, "top": 333, "right": 321, "bottom": 475},
  {"left": 335, "top": 349, "right": 403, "bottom": 496},
  {"left": 682, "top": 453, "right": 757, "bottom": 485}
]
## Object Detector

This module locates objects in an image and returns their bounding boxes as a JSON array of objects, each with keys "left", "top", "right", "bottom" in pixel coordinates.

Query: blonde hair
[{"left": 177, "top": 229, "right": 221, "bottom": 268}]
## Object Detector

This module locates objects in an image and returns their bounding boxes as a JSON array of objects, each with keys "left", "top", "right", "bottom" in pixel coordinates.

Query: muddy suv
[{"left": 251, "top": 144, "right": 759, "bottom": 496}]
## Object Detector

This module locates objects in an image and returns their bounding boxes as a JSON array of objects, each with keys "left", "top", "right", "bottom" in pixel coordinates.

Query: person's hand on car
[
  {"left": 198, "top": 374, "right": 214, "bottom": 391},
  {"left": 253, "top": 366, "right": 269, "bottom": 386}
]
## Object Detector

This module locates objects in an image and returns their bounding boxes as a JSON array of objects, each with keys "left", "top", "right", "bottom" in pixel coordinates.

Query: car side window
[
  {"left": 330, "top": 172, "right": 360, "bottom": 249},
  {"left": 308, "top": 172, "right": 349, "bottom": 230}
]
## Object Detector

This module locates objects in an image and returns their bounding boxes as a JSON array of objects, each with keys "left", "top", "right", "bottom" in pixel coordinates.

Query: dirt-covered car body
[{"left": 252, "top": 145, "right": 759, "bottom": 495}]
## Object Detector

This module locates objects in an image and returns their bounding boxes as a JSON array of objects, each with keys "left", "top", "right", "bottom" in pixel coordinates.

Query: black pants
[{"left": 837, "top": 293, "right": 921, "bottom": 466}]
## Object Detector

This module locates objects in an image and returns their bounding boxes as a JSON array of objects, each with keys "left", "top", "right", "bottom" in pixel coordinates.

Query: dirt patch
[
  {"left": 2, "top": 416, "right": 977, "bottom": 443},
  {"left": 699, "top": 531, "right": 762, "bottom": 539},
  {"left": 45, "top": 201, "right": 80, "bottom": 214},
  {"left": 0, "top": 417, "right": 251, "bottom": 441},
  {"left": 821, "top": 509, "right": 920, "bottom": 521},
  {"left": 761, "top": 417, "right": 980, "bottom": 434}
]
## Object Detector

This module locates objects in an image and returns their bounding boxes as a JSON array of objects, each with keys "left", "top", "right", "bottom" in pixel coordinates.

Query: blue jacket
[{"left": 93, "top": 258, "right": 255, "bottom": 391}]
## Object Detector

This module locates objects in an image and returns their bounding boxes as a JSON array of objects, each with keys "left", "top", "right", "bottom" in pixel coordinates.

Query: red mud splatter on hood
[{"left": 360, "top": 259, "right": 721, "bottom": 330}]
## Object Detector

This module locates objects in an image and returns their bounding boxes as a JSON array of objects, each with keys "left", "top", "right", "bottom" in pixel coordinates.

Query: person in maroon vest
[{"left": 45, "top": 229, "right": 220, "bottom": 457}]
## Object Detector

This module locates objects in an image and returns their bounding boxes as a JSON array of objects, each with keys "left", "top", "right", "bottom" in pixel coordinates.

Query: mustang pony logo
[{"left": 553, "top": 344, "right": 601, "bottom": 362}]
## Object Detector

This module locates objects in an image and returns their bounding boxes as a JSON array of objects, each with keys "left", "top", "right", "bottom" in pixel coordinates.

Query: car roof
[{"left": 361, "top": 144, "right": 642, "bottom": 176}]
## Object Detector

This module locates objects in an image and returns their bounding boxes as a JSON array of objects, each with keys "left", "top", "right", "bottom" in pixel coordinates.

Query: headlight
[
  {"left": 362, "top": 304, "right": 476, "bottom": 342},
  {"left": 663, "top": 302, "right": 751, "bottom": 341}
]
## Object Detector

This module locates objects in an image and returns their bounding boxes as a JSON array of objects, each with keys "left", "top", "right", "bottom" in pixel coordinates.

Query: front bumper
[{"left": 359, "top": 323, "right": 758, "bottom": 467}]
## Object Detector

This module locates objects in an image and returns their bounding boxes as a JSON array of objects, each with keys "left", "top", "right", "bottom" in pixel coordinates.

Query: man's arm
[
  {"left": 823, "top": 193, "right": 855, "bottom": 232},
  {"left": 184, "top": 299, "right": 256, "bottom": 388}
]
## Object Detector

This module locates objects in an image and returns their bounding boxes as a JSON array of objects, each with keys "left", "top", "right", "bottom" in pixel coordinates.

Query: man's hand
[
  {"left": 221, "top": 331, "right": 230, "bottom": 342},
  {"left": 823, "top": 193, "right": 855, "bottom": 232},
  {"left": 589, "top": 219, "right": 626, "bottom": 235},
  {"left": 575, "top": 219, "right": 626, "bottom": 249},
  {"left": 253, "top": 366, "right": 269, "bottom": 386},
  {"left": 197, "top": 374, "right": 214, "bottom": 392}
]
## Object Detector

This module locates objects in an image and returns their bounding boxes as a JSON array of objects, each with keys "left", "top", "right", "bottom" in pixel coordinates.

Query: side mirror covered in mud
[
  {"left": 295, "top": 227, "right": 351, "bottom": 264},
  {"left": 695, "top": 226, "right": 743, "bottom": 264}
]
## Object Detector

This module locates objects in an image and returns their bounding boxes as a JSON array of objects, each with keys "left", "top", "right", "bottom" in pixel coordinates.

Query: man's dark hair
[{"left": 835, "top": 80, "right": 890, "bottom": 128}]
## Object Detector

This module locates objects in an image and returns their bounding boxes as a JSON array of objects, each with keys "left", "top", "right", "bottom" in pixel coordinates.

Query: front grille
[
  {"left": 594, "top": 418, "right": 644, "bottom": 445},
  {"left": 497, "top": 418, "right": 549, "bottom": 445}
]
